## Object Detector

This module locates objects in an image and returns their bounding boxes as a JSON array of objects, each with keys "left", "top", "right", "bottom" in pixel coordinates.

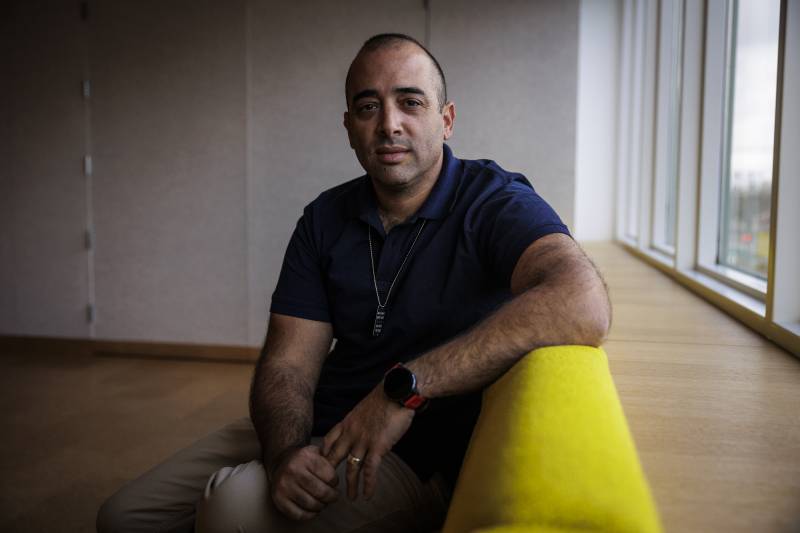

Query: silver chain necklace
[{"left": 367, "top": 219, "right": 427, "bottom": 337}]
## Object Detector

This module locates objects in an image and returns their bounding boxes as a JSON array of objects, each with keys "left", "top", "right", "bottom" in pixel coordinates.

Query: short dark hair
[{"left": 345, "top": 33, "right": 448, "bottom": 110}]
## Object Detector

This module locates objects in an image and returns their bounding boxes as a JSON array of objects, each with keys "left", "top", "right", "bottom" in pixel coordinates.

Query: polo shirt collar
[
  {"left": 414, "top": 144, "right": 462, "bottom": 221},
  {"left": 349, "top": 144, "right": 462, "bottom": 225}
]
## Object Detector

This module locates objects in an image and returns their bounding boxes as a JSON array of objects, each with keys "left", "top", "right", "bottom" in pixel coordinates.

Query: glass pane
[
  {"left": 663, "top": 1, "right": 681, "bottom": 249},
  {"left": 653, "top": 0, "right": 682, "bottom": 252},
  {"left": 626, "top": 0, "right": 646, "bottom": 240},
  {"left": 719, "top": 0, "right": 780, "bottom": 278}
]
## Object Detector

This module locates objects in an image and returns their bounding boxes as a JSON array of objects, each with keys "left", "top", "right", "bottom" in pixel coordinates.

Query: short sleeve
[
  {"left": 476, "top": 176, "right": 571, "bottom": 286},
  {"left": 270, "top": 207, "right": 331, "bottom": 322}
]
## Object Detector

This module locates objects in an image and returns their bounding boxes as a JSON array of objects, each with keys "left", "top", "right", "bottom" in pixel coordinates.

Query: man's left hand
[{"left": 322, "top": 385, "right": 414, "bottom": 501}]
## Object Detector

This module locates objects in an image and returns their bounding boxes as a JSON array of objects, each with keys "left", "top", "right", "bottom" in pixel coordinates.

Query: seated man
[{"left": 97, "top": 33, "right": 610, "bottom": 533}]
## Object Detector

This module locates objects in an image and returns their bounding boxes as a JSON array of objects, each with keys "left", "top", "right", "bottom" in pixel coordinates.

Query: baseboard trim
[{"left": 0, "top": 335, "right": 259, "bottom": 364}]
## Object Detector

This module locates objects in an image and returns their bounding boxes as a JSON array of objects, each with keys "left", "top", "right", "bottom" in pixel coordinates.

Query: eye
[
  {"left": 357, "top": 102, "right": 379, "bottom": 113},
  {"left": 404, "top": 99, "right": 423, "bottom": 108}
]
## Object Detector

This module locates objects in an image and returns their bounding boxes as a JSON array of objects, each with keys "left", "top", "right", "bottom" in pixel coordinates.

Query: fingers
[
  {"left": 302, "top": 475, "right": 339, "bottom": 504},
  {"left": 345, "top": 445, "right": 367, "bottom": 500},
  {"left": 310, "top": 452, "right": 340, "bottom": 488},
  {"left": 362, "top": 450, "right": 383, "bottom": 500},
  {"left": 304, "top": 457, "right": 339, "bottom": 504},
  {"left": 322, "top": 426, "right": 368, "bottom": 501},
  {"left": 322, "top": 424, "right": 343, "bottom": 457},
  {"left": 271, "top": 445, "right": 338, "bottom": 521},
  {"left": 325, "top": 430, "right": 351, "bottom": 468},
  {"left": 271, "top": 470, "right": 325, "bottom": 520},
  {"left": 272, "top": 490, "right": 320, "bottom": 521},
  {"left": 293, "top": 485, "right": 328, "bottom": 513}
]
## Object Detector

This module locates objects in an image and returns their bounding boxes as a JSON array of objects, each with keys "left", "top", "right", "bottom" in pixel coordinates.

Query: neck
[{"left": 375, "top": 187, "right": 429, "bottom": 228}]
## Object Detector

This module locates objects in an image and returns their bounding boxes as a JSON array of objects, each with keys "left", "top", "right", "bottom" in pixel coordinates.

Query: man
[{"left": 97, "top": 33, "right": 610, "bottom": 533}]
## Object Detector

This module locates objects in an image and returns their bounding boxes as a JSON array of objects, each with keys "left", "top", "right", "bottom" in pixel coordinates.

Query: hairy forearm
[
  {"left": 407, "top": 242, "right": 610, "bottom": 398},
  {"left": 249, "top": 356, "right": 315, "bottom": 471},
  {"left": 248, "top": 314, "right": 332, "bottom": 474}
]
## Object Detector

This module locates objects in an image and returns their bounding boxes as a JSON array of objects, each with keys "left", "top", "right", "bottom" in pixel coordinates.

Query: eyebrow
[{"left": 351, "top": 86, "right": 428, "bottom": 106}]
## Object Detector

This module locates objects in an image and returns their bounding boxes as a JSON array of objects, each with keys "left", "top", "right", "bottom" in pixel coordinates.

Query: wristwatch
[{"left": 383, "top": 363, "right": 428, "bottom": 410}]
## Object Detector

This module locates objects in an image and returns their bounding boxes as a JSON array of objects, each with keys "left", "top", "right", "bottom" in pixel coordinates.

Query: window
[
  {"left": 617, "top": 0, "right": 650, "bottom": 243},
  {"left": 718, "top": 0, "right": 781, "bottom": 279},
  {"left": 698, "top": 0, "right": 780, "bottom": 297},
  {"left": 615, "top": 0, "right": 799, "bottom": 356},
  {"left": 651, "top": 0, "right": 684, "bottom": 255}
]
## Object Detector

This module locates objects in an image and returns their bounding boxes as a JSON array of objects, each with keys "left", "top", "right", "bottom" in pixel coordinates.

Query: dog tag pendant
[{"left": 372, "top": 305, "right": 386, "bottom": 337}]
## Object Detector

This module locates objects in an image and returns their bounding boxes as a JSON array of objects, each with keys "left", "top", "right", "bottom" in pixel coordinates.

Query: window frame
[
  {"left": 651, "top": 0, "right": 685, "bottom": 257},
  {"left": 614, "top": 0, "right": 799, "bottom": 357},
  {"left": 698, "top": 0, "right": 779, "bottom": 299},
  {"left": 768, "top": 0, "right": 800, "bottom": 339}
]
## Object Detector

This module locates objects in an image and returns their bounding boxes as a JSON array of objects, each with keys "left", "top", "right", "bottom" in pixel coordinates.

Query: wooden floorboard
[
  {"left": 587, "top": 243, "right": 800, "bottom": 533},
  {"left": 0, "top": 352, "right": 251, "bottom": 532},
  {"left": 1, "top": 242, "right": 799, "bottom": 532}
]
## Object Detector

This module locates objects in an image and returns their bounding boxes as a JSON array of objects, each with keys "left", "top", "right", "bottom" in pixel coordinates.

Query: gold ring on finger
[{"left": 347, "top": 454, "right": 363, "bottom": 467}]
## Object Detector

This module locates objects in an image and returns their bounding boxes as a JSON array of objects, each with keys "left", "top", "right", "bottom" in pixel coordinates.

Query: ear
[
  {"left": 343, "top": 111, "right": 355, "bottom": 149},
  {"left": 442, "top": 102, "right": 456, "bottom": 140}
]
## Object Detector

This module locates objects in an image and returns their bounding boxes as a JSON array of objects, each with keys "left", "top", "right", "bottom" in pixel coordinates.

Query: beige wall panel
[
  {"left": 3, "top": 0, "right": 582, "bottom": 346},
  {"left": 90, "top": 1, "right": 248, "bottom": 344},
  {"left": 246, "top": 0, "right": 426, "bottom": 345},
  {"left": 1, "top": 1, "right": 89, "bottom": 337},
  {"left": 430, "top": 0, "right": 579, "bottom": 229}
]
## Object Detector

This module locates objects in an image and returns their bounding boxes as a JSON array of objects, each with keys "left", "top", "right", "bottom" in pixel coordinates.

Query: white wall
[
  {"left": 432, "top": 0, "right": 580, "bottom": 228},
  {"left": 574, "top": 0, "right": 620, "bottom": 242},
  {"left": 90, "top": 0, "right": 250, "bottom": 344},
  {"left": 1, "top": 0, "right": 585, "bottom": 347},
  {"left": 246, "top": 1, "right": 426, "bottom": 345}
]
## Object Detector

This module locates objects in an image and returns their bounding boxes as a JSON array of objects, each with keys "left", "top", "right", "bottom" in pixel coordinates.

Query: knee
[
  {"left": 96, "top": 490, "right": 131, "bottom": 533},
  {"left": 196, "top": 461, "right": 274, "bottom": 533}
]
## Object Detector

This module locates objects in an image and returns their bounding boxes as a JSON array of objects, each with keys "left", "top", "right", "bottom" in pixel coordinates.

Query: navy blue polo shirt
[{"left": 270, "top": 144, "right": 570, "bottom": 486}]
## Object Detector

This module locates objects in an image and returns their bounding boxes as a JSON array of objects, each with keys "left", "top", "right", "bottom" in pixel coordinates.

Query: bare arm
[
  {"left": 249, "top": 313, "right": 336, "bottom": 520},
  {"left": 324, "top": 232, "right": 610, "bottom": 500},
  {"left": 250, "top": 313, "right": 332, "bottom": 468},
  {"left": 407, "top": 232, "right": 611, "bottom": 397}
]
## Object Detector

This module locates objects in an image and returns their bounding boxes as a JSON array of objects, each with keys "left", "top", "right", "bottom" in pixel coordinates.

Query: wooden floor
[
  {"left": 589, "top": 243, "right": 800, "bottom": 533},
  {"left": 1, "top": 242, "right": 799, "bottom": 532}
]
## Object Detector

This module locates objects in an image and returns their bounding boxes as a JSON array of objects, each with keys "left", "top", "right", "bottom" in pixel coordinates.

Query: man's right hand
[{"left": 269, "top": 444, "right": 340, "bottom": 521}]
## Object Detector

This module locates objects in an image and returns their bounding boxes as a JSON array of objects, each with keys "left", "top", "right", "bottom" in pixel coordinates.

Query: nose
[{"left": 377, "top": 102, "right": 402, "bottom": 138}]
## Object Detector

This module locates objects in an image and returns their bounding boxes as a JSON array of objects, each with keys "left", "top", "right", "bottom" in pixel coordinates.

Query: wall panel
[
  {"left": 3, "top": 0, "right": 582, "bottom": 349},
  {"left": 430, "top": 0, "right": 579, "bottom": 229},
  {"left": 246, "top": 0, "right": 426, "bottom": 344},
  {"left": 90, "top": 1, "right": 248, "bottom": 344},
  {"left": 1, "top": 1, "right": 89, "bottom": 338}
]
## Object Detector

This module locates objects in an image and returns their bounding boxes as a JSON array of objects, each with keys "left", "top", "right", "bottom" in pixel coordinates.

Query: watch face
[{"left": 384, "top": 366, "right": 415, "bottom": 401}]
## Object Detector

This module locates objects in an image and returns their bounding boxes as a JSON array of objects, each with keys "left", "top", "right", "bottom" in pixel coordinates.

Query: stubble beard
[
  {"left": 372, "top": 163, "right": 418, "bottom": 193},
  {"left": 368, "top": 146, "right": 440, "bottom": 199}
]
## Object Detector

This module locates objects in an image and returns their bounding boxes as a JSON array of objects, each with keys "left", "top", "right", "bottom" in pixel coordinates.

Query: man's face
[{"left": 343, "top": 43, "right": 455, "bottom": 192}]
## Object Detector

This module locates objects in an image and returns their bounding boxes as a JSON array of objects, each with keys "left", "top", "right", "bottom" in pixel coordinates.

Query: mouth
[{"left": 375, "top": 146, "right": 410, "bottom": 164}]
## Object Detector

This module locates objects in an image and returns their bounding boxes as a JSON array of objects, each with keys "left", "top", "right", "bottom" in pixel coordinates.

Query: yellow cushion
[
  {"left": 442, "top": 346, "right": 662, "bottom": 533},
  {"left": 472, "top": 527, "right": 596, "bottom": 533},
  {"left": 473, "top": 527, "right": 598, "bottom": 533}
]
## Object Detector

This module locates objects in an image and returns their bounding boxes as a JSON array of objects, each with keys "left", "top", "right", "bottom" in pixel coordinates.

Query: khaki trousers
[{"left": 97, "top": 417, "right": 450, "bottom": 533}]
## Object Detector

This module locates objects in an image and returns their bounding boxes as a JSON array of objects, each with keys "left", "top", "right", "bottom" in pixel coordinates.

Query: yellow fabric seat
[{"left": 442, "top": 346, "right": 662, "bottom": 533}]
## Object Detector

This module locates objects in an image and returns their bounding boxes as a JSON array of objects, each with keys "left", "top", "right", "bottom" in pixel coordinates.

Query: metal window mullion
[
  {"left": 651, "top": 0, "right": 669, "bottom": 252},
  {"left": 640, "top": 0, "right": 659, "bottom": 252},
  {"left": 615, "top": 0, "right": 634, "bottom": 240},
  {"left": 673, "top": 0, "right": 703, "bottom": 273}
]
